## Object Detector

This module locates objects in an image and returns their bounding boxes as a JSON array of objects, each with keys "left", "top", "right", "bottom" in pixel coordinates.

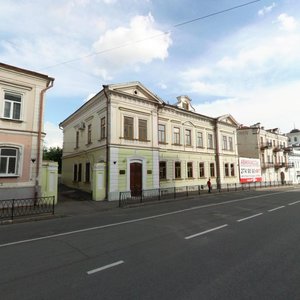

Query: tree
[{"left": 43, "top": 146, "right": 62, "bottom": 173}]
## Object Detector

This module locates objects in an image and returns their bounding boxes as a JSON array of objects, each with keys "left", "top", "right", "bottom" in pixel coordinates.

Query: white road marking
[
  {"left": 0, "top": 190, "right": 290, "bottom": 248},
  {"left": 87, "top": 260, "right": 124, "bottom": 275},
  {"left": 185, "top": 224, "right": 228, "bottom": 240},
  {"left": 288, "top": 200, "right": 300, "bottom": 206},
  {"left": 237, "top": 213, "right": 263, "bottom": 222},
  {"left": 268, "top": 206, "right": 285, "bottom": 212}
]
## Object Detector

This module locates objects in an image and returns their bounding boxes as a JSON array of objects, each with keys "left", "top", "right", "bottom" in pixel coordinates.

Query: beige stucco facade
[
  {"left": 0, "top": 62, "right": 54, "bottom": 200},
  {"left": 60, "top": 82, "right": 240, "bottom": 201},
  {"left": 237, "top": 124, "right": 291, "bottom": 183}
]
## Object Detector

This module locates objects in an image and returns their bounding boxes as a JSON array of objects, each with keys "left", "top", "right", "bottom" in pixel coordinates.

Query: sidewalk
[{"left": 56, "top": 184, "right": 119, "bottom": 217}]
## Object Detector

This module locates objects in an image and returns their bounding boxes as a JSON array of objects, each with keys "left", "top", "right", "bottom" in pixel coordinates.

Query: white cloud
[
  {"left": 92, "top": 13, "right": 172, "bottom": 69},
  {"left": 193, "top": 81, "right": 300, "bottom": 133},
  {"left": 44, "top": 121, "right": 63, "bottom": 148},
  {"left": 278, "top": 13, "right": 297, "bottom": 31},
  {"left": 179, "top": 12, "right": 300, "bottom": 133},
  {"left": 258, "top": 2, "right": 276, "bottom": 16}
]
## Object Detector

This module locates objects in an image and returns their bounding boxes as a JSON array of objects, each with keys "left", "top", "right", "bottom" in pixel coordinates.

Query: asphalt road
[{"left": 0, "top": 188, "right": 300, "bottom": 299}]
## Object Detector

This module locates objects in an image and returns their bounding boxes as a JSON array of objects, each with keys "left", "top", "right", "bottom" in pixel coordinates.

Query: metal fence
[
  {"left": 119, "top": 181, "right": 293, "bottom": 207},
  {"left": 0, "top": 196, "right": 55, "bottom": 221}
]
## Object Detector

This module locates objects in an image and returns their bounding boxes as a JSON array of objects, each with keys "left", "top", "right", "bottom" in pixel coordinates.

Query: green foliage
[{"left": 43, "top": 146, "right": 62, "bottom": 173}]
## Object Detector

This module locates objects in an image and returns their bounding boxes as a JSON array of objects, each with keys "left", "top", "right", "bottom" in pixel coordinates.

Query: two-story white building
[{"left": 60, "top": 82, "right": 240, "bottom": 201}]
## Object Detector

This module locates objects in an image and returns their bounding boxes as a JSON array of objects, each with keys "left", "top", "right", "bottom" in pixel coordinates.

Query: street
[{"left": 0, "top": 188, "right": 300, "bottom": 299}]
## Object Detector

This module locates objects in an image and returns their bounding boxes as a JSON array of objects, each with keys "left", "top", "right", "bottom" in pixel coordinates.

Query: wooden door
[{"left": 130, "top": 162, "right": 142, "bottom": 196}]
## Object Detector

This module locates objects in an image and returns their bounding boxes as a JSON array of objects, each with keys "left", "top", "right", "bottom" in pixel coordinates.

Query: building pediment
[
  {"left": 216, "top": 114, "right": 239, "bottom": 127},
  {"left": 107, "top": 82, "right": 164, "bottom": 105}
]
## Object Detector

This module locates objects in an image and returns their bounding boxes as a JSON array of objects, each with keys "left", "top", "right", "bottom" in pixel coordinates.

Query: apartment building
[
  {"left": 237, "top": 123, "right": 291, "bottom": 183},
  {"left": 0, "top": 62, "right": 54, "bottom": 200},
  {"left": 60, "top": 82, "right": 239, "bottom": 201}
]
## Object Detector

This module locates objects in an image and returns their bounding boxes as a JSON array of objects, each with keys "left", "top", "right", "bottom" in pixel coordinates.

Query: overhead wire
[{"left": 38, "top": 0, "right": 262, "bottom": 72}]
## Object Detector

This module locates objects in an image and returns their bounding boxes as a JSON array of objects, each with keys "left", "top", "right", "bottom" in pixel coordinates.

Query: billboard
[{"left": 239, "top": 157, "right": 262, "bottom": 183}]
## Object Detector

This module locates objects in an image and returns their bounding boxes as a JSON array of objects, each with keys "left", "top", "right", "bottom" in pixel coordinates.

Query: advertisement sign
[{"left": 239, "top": 157, "right": 262, "bottom": 183}]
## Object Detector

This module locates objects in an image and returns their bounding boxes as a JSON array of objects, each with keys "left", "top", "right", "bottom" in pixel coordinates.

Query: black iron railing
[
  {"left": 0, "top": 196, "right": 55, "bottom": 221},
  {"left": 119, "top": 181, "right": 293, "bottom": 207}
]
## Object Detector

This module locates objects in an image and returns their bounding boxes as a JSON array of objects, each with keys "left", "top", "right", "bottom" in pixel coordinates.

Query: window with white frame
[
  {"left": 124, "top": 116, "right": 134, "bottom": 139},
  {"left": 175, "top": 161, "right": 181, "bottom": 178},
  {"left": 210, "top": 162, "right": 215, "bottom": 177},
  {"left": 185, "top": 129, "right": 191, "bottom": 146},
  {"left": 138, "top": 119, "right": 147, "bottom": 141},
  {"left": 208, "top": 133, "right": 214, "bottom": 149},
  {"left": 229, "top": 137, "right": 233, "bottom": 151},
  {"left": 187, "top": 162, "right": 193, "bottom": 178},
  {"left": 3, "top": 92, "right": 22, "bottom": 120},
  {"left": 197, "top": 132, "right": 203, "bottom": 148},
  {"left": 199, "top": 162, "right": 205, "bottom": 177},
  {"left": 230, "top": 163, "right": 235, "bottom": 176},
  {"left": 223, "top": 136, "right": 228, "bottom": 150},
  {"left": 158, "top": 124, "right": 166, "bottom": 143},
  {"left": 173, "top": 127, "right": 180, "bottom": 145},
  {"left": 224, "top": 163, "right": 229, "bottom": 176},
  {"left": 0, "top": 147, "right": 19, "bottom": 176},
  {"left": 100, "top": 117, "right": 106, "bottom": 139}
]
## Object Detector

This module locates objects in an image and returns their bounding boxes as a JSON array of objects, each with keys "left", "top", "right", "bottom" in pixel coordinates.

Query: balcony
[
  {"left": 274, "top": 163, "right": 284, "bottom": 169},
  {"left": 283, "top": 147, "right": 292, "bottom": 153},
  {"left": 273, "top": 146, "right": 283, "bottom": 152},
  {"left": 283, "top": 162, "right": 294, "bottom": 168},
  {"left": 260, "top": 142, "right": 272, "bottom": 150},
  {"left": 261, "top": 162, "right": 274, "bottom": 169}
]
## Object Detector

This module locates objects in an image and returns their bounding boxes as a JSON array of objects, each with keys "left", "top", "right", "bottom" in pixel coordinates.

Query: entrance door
[{"left": 130, "top": 162, "right": 142, "bottom": 196}]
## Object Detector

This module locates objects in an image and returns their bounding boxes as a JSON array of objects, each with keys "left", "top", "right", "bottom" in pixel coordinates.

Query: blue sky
[{"left": 1, "top": 0, "right": 299, "bottom": 147}]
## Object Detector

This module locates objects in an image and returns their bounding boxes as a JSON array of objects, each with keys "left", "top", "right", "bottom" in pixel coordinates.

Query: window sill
[
  {"left": 172, "top": 143, "right": 183, "bottom": 146},
  {"left": 85, "top": 142, "right": 93, "bottom": 146},
  {"left": 159, "top": 142, "right": 168, "bottom": 145},
  {"left": 0, "top": 117, "right": 23, "bottom": 123},
  {"left": 0, "top": 174, "right": 19, "bottom": 178}
]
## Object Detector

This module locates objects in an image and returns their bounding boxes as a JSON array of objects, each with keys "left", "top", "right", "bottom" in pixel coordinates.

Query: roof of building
[
  {"left": 290, "top": 129, "right": 300, "bottom": 133},
  {"left": 0, "top": 62, "right": 54, "bottom": 82}
]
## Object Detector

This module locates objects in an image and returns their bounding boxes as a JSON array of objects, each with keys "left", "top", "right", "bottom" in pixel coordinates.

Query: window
[
  {"left": 210, "top": 163, "right": 215, "bottom": 177},
  {"left": 173, "top": 127, "right": 180, "bottom": 144},
  {"left": 187, "top": 162, "right": 193, "bottom": 178},
  {"left": 182, "top": 102, "right": 189, "bottom": 110},
  {"left": 175, "top": 161, "right": 181, "bottom": 179},
  {"left": 159, "top": 161, "right": 166, "bottom": 180},
  {"left": 225, "top": 163, "right": 229, "bottom": 176},
  {"left": 294, "top": 137, "right": 297, "bottom": 142},
  {"left": 230, "top": 163, "right": 235, "bottom": 176},
  {"left": 199, "top": 162, "right": 205, "bottom": 178},
  {"left": 78, "top": 163, "right": 82, "bottom": 182},
  {"left": 3, "top": 92, "right": 22, "bottom": 120},
  {"left": 158, "top": 124, "right": 166, "bottom": 143},
  {"left": 85, "top": 162, "right": 90, "bottom": 182},
  {"left": 100, "top": 117, "right": 106, "bottom": 139},
  {"left": 73, "top": 164, "right": 78, "bottom": 181},
  {"left": 197, "top": 132, "right": 203, "bottom": 148},
  {"left": 139, "top": 119, "right": 147, "bottom": 141},
  {"left": 208, "top": 133, "right": 214, "bottom": 149},
  {"left": 223, "top": 136, "right": 228, "bottom": 150},
  {"left": 229, "top": 137, "right": 233, "bottom": 151},
  {"left": 87, "top": 124, "right": 92, "bottom": 144},
  {"left": 75, "top": 131, "right": 79, "bottom": 148},
  {"left": 185, "top": 129, "right": 191, "bottom": 146},
  {"left": 124, "top": 116, "right": 134, "bottom": 139},
  {"left": 0, "top": 147, "right": 18, "bottom": 176}
]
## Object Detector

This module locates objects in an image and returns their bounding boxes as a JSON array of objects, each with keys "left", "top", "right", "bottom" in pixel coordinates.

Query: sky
[{"left": 1, "top": 0, "right": 300, "bottom": 148}]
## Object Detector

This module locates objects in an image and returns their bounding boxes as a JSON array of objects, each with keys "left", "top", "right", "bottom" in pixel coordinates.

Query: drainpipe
[
  {"left": 35, "top": 78, "right": 54, "bottom": 198},
  {"left": 214, "top": 119, "right": 221, "bottom": 190},
  {"left": 103, "top": 85, "right": 110, "bottom": 200}
]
